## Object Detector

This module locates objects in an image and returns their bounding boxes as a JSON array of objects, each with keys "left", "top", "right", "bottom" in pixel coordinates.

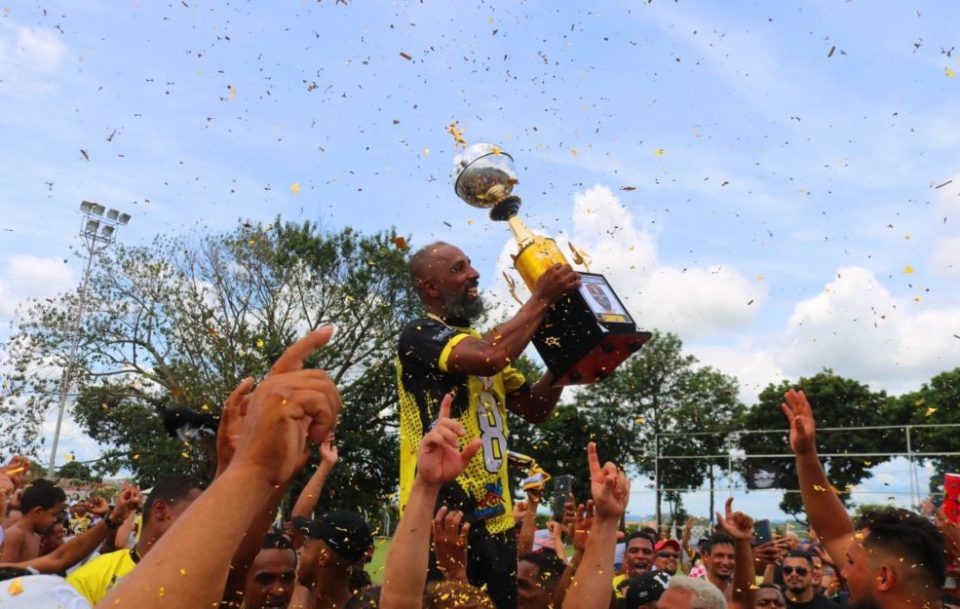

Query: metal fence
[{"left": 648, "top": 423, "right": 960, "bottom": 525}]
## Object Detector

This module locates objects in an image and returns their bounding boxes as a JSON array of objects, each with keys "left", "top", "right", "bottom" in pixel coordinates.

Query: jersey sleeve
[
  {"left": 398, "top": 318, "right": 471, "bottom": 373},
  {"left": 501, "top": 365, "right": 527, "bottom": 394}
]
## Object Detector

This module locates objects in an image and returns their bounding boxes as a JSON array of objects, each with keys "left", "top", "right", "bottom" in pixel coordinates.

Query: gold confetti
[
  {"left": 925, "top": 407, "right": 937, "bottom": 417},
  {"left": 570, "top": 148, "right": 578, "bottom": 156},
  {"left": 904, "top": 265, "right": 914, "bottom": 274},
  {"left": 654, "top": 148, "right": 665, "bottom": 156},
  {"left": 423, "top": 148, "right": 430, "bottom": 156},
  {"left": 291, "top": 182, "right": 301, "bottom": 193},
  {"left": 133, "top": 454, "right": 140, "bottom": 460},
  {"left": 256, "top": 338, "right": 265, "bottom": 348},
  {"left": 947, "top": 67, "right": 956, "bottom": 78},
  {"left": 228, "top": 84, "right": 237, "bottom": 99},
  {"left": 181, "top": 452, "right": 190, "bottom": 459},
  {"left": 447, "top": 122, "right": 467, "bottom": 147},
  {"left": 8, "top": 578, "right": 23, "bottom": 595},
  {"left": 201, "top": 404, "right": 210, "bottom": 411},
  {"left": 915, "top": 296, "right": 922, "bottom": 303}
]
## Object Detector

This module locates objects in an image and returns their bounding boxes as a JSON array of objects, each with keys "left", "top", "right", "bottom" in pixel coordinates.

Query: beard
[{"left": 444, "top": 285, "right": 485, "bottom": 319}]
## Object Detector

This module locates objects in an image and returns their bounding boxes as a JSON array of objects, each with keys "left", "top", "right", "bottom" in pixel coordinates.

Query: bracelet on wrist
[{"left": 104, "top": 513, "right": 122, "bottom": 529}]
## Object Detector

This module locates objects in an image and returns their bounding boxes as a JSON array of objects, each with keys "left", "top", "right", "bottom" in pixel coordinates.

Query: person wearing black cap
[
  {"left": 294, "top": 509, "right": 374, "bottom": 609},
  {"left": 624, "top": 571, "right": 671, "bottom": 609}
]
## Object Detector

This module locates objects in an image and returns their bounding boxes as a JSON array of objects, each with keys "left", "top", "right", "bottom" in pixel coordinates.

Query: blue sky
[{"left": 1, "top": 0, "right": 958, "bottom": 520}]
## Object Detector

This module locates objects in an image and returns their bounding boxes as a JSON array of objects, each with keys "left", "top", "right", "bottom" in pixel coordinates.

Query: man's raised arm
[
  {"left": 781, "top": 388, "right": 853, "bottom": 566},
  {"left": 445, "top": 264, "right": 580, "bottom": 377}
]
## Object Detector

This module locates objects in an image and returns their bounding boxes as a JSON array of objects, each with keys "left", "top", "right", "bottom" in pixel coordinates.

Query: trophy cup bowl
[{"left": 453, "top": 143, "right": 519, "bottom": 212}]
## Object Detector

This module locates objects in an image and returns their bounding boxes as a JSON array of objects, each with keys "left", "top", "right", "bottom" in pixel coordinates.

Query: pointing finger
[
  {"left": 438, "top": 392, "right": 454, "bottom": 420},
  {"left": 269, "top": 327, "right": 334, "bottom": 375}
]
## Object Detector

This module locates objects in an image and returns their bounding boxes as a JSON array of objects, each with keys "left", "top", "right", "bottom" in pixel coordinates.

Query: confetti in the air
[{"left": 291, "top": 183, "right": 301, "bottom": 193}]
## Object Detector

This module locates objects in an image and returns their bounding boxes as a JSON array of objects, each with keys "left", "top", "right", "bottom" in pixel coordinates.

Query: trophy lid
[{"left": 453, "top": 143, "right": 518, "bottom": 209}]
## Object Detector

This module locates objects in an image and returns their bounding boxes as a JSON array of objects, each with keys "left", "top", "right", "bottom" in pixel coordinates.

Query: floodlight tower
[{"left": 47, "top": 202, "right": 132, "bottom": 478}]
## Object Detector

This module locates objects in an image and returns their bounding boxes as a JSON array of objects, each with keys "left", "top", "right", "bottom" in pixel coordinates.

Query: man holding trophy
[{"left": 396, "top": 144, "right": 648, "bottom": 609}]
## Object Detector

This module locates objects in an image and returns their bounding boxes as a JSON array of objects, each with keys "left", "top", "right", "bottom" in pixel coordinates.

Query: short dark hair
[
  {"left": 143, "top": 474, "right": 202, "bottom": 525},
  {"left": 703, "top": 532, "right": 735, "bottom": 554},
  {"left": 263, "top": 529, "right": 295, "bottom": 551},
  {"left": 784, "top": 549, "right": 813, "bottom": 566},
  {"left": 519, "top": 551, "right": 567, "bottom": 588},
  {"left": 854, "top": 507, "right": 946, "bottom": 588},
  {"left": 20, "top": 479, "right": 66, "bottom": 513},
  {"left": 625, "top": 530, "right": 656, "bottom": 548}
]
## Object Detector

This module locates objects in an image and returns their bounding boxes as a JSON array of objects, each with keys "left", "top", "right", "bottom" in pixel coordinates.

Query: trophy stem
[{"left": 507, "top": 216, "right": 535, "bottom": 248}]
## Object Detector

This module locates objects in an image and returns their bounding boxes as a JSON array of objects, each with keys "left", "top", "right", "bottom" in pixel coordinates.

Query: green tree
[
  {"left": 0, "top": 219, "right": 418, "bottom": 512},
  {"left": 738, "top": 371, "right": 902, "bottom": 519},
  {"left": 57, "top": 460, "right": 95, "bottom": 483},
  {"left": 899, "top": 367, "right": 960, "bottom": 494},
  {"left": 572, "top": 331, "right": 745, "bottom": 523}
]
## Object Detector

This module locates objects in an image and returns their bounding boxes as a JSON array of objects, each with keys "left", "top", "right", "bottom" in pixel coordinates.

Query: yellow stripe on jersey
[{"left": 437, "top": 332, "right": 470, "bottom": 373}]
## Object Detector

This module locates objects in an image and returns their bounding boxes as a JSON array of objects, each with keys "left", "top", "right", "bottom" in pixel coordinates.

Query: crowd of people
[{"left": 0, "top": 241, "right": 958, "bottom": 609}]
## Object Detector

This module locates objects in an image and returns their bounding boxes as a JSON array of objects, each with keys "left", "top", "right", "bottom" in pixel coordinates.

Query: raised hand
[
  {"left": 415, "top": 393, "right": 481, "bottom": 487},
  {"left": 215, "top": 377, "right": 254, "bottom": 477},
  {"left": 319, "top": 432, "right": 339, "bottom": 466},
  {"left": 1, "top": 456, "right": 31, "bottom": 488},
  {"left": 587, "top": 442, "right": 629, "bottom": 520},
  {"left": 573, "top": 500, "right": 595, "bottom": 553},
  {"left": 109, "top": 484, "right": 143, "bottom": 522},
  {"left": 716, "top": 497, "right": 754, "bottom": 543},
  {"left": 88, "top": 495, "right": 110, "bottom": 517},
  {"left": 230, "top": 328, "right": 342, "bottom": 486},
  {"left": 532, "top": 264, "right": 582, "bottom": 304},
  {"left": 432, "top": 506, "right": 469, "bottom": 582},
  {"left": 781, "top": 389, "right": 817, "bottom": 456}
]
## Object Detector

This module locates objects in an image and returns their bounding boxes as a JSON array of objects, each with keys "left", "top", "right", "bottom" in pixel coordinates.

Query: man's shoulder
[
  {"left": 787, "top": 594, "right": 841, "bottom": 609},
  {"left": 398, "top": 317, "right": 465, "bottom": 350}
]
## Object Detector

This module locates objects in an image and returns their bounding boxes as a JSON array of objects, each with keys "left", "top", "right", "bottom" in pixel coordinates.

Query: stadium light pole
[{"left": 47, "top": 202, "right": 132, "bottom": 478}]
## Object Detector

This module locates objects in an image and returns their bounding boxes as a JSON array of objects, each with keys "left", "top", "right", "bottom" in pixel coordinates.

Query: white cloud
[
  {"left": 930, "top": 236, "right": 960, "bottom": 279},
  {"left": 0, "top": 254, "right": 75, "bottom": 317},
  {"left": 780, "top": 266, "right": 960, "bottom": 388},
  {"left": 0, "top": 22, "right": 67, "bottom": 97},
  {"left": 486, "top": 185, "right": 762, "bottom": 341},
  {"left": 692, "top": 344, "right": 786, "bottom": 405}
]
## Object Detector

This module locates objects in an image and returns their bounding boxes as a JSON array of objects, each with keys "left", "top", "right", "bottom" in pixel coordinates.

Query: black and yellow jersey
[
  {"left": 66, "top": 548, "right": 136, "bottom": 605},
  {"left": 396, "top": 315, "right": 526, "bottom": 535}
]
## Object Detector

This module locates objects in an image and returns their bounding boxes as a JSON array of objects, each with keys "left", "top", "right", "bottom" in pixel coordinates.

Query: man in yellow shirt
[
  {"left": 67, "top": 475, "right": 202, "bottom": 604},
  {"left": 397, "top": 241, "right": 579, "bottom": 609}
]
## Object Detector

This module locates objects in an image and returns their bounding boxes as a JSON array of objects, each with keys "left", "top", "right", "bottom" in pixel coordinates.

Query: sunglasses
[{"left": 782, "top": 566, "right": 809, "bottom": 576}]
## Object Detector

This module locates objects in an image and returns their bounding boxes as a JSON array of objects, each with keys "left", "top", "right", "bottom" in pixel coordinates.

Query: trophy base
[{"left": 531, "top": 272, "right": 651, "bottom": 386}]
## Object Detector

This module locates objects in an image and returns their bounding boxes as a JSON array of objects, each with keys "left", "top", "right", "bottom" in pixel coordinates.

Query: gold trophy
[{"left": 453, "top": 143, "right": 651, "bottom": 385}]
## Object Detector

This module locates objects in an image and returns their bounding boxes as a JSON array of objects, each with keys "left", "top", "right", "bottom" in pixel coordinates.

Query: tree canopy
[{"left": 0, "top": 219, "right": 418, "bottom": 510}]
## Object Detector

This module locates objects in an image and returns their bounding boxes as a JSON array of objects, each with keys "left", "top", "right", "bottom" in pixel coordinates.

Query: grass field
[{"left": 366, "top": 537, "right": 391, "bottom": 584}]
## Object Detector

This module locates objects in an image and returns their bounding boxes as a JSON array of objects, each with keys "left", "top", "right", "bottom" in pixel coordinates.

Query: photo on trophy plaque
[{"left": 578, "top": 273, "right": 632, "bottom": 325}]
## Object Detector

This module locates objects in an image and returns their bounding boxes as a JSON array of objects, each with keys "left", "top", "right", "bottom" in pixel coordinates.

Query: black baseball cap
[
  {"left": 624, "top": 571, "right": 671, "bottom": 609},
  {"left": 294, "top": 510, "right": 373, "bottom": 564}
]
